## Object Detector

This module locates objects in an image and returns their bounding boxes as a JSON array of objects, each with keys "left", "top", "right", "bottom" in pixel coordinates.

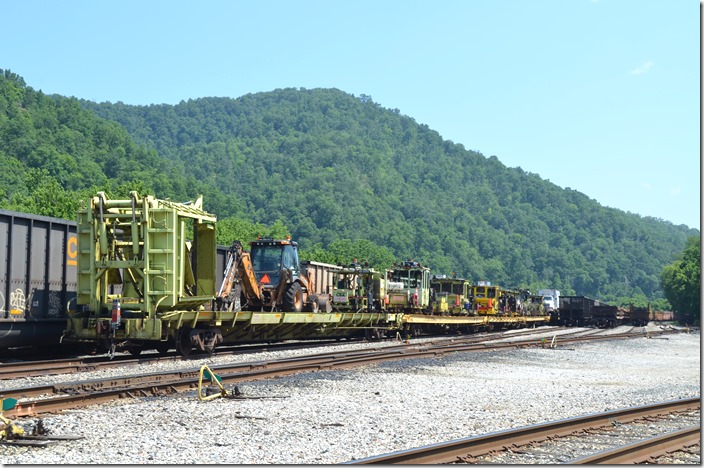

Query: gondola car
[
  {"left": 0, "top": 209, "right": 77, "bottom": 349},
  {"left": 552, "top": 295, "right": 623, "bottom": 328}
]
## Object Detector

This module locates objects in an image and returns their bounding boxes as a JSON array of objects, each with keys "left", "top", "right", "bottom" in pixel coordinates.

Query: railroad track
[
  {"left": 347, "top": 398, "right": 701, "bottom": 464},
  {"left": 568, "top": 425, "right": 700, "bottom": 464},
  {"left": 0, "top": 337, "right": 379, "bottom": 380},
  {"left": 1, "top": 328, "right": 683, "bottom": 418},
  {"left": 0, "top": 326, "right": 567, "bottom": 380},
  {"left": 0, "top": 326, "right": 679, "bottom": 381}
]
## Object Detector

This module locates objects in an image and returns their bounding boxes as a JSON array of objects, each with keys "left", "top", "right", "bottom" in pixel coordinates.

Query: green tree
[
  {"left": 8, "top": 168, "right": 83, "bottom": 219},
  {"left": 660, "top": 236, "right": 700, "bottom": 324},
  {"left": 216, "top": 216, "right": 290, "bottom": 246},
  {"left": 300, "top": 239, "right": 396, "bottom": 269}
]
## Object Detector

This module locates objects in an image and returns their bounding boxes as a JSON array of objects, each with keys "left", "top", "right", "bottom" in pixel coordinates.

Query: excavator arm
[{"left": 216, "top": 241, "right": 262, "bottom": 311}]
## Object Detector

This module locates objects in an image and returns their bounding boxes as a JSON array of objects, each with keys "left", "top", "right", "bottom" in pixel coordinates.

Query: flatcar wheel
[
  {"left": 127, "top": 347, "right": 143, "bottom": 357},
  {"left": 365, "top": 328, "right": 381, "bottom": 341},
  {"left": 176, "top": 329, "right": 193, "bottom": 357},
  {"left": 178, "top": 343, "right": 192, "bottom": 357}
]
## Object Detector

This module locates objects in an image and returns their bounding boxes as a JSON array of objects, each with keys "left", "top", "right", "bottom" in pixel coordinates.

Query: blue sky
[{"left": 1, "top": 0, "right": 700, "bottom": 229}]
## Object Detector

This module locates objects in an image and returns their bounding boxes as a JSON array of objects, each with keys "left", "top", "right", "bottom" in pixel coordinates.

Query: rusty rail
[
  {"left": 0, "top": 338, "right": 356, "bottom": 380},
  {"left": 2, "top": 330, "right": 685, "bottom": 418},
  {"left": 347, "top": 398, "right": 701, "bottom": 464},
  {"left": 0, "top": 327, "right": 678, "bottom": 381},
  {"left": 567, "top": 425, "right": 701, "bottom": 464}
]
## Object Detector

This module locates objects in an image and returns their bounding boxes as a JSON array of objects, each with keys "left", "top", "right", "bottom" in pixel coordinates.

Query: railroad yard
[{"left": 0, "top": 323, "right": 700, "bottom": 464}]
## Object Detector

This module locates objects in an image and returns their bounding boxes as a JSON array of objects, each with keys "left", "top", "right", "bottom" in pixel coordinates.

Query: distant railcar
[
  {"left": 331, "top": 263, "right": 389, "bottom": 313},
  {"left": 630, "top": 304, "right": 651, "bottom": 326},
  {"left": 653, "top": 311, "right": 674, "bottom": 322},
  {"left": 553, "top": 295, "right": 622, "bottom": 328},
  {"left": 386, "top": 261, "right": 431, "bottom": 314},
  {"left": 471, "top": 281, "right": 501, "bottom": 315}
]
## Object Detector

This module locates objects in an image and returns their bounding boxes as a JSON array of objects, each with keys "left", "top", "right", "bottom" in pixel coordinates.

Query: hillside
[
  {"left": 0, "top": 69, "right": 697, "bottom": 303},
  {"left": 0, "top": 70, "right": 188, "bottom": 218},
  {"left": 79, "top": 88, "right": 697, "bottom": 302}
]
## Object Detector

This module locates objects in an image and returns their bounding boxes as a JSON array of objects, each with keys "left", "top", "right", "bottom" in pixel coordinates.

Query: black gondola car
[
  {"left": 630, "top": 305, "right": 651, "bottom": 327},
  {"left": 552, "top": 295, "right": 623, "bottom": 328},
  {"left": 0, "top": 210, "right": 77, "bottom": 349}
]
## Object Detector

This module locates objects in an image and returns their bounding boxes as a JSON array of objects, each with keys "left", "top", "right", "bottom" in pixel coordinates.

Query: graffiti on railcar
[
  {"left": 48, "top": 290, "right": 62, "bottom": 317},
  {"left": 9, "top": 288, "right": 26, "bottom": 317}
]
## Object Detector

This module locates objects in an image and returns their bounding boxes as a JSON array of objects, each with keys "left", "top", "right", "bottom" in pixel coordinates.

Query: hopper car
[
  {"left": 0, "top": 209, "right": 77, "bottom": 349},
  {"left": 628, "top": 304, "right": 673, "bottom": 326},
  {"left": 630, "top": 305, "right": 651, "bottom": 327},
  {"left": 550, "top": 296, "right": 626, "bottom": 328}
]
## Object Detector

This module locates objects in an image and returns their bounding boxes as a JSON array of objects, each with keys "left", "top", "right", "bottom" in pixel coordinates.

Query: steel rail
[
  {"left": 0, "top": 329, "right": 657, "bottom": 402},
  {"left": 0, "top": 338, "right": 359, "bottom": 380},
  {"left": 347, "top": 398, "right": 701, "bottom": 464},
  {"left": 0, "top": 328, "right": 551, "bottom": 381},
  {"left": 1, "top": 331, "right": 687, "bottom": 418},
  {"left": 567, "top": 425, "right": 701, "bottom": 464},
  {"left": 0, "top": 327, "right": 678, "bottom": 381},
  {"left": 0, "top": 356, "right": 153, "bottom": 380},
  {"left": 0, "top": 331, "right": 510, "bottom": 380},
  {"left": 3, "top": 356, "right": 377, "bottom": 417}
]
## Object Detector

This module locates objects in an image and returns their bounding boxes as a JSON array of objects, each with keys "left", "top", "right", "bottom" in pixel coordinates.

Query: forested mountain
[
  {"left": 0, "top": 70, "right": 189, "bottom": 218},
  {"left": 0, "top": 69, "right": 697, "bottom": 305}
]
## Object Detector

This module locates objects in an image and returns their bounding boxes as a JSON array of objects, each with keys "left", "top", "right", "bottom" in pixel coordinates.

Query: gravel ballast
[{"left": 1, "top": 326, "right": 699, "bottom": 464}]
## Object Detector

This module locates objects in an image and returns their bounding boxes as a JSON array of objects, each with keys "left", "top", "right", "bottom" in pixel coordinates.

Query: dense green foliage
[
  {"left": 215, "top": 217, "right": 289, "bottom": 247},
  {"left": 0, "top": 69, "right": 187, "bottom": 217},
  {"left": 80, "top": 88, "right": 698, "bottom": 304},
  {"left": 301, "top": 239, "right": 397, "bottom": 270},
  {"left": 661, "top": 237, "right": 701, "bottom": 323},
  {"left": 0, "top": 70, "right": 698, "bottom": 306}
]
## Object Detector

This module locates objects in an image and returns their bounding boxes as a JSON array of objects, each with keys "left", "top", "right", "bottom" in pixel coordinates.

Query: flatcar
[
  {"left": 63, "top": 193, "right": 399, "bottom": 356},
  {"left": 0, "top": 193, "right": 588, "bottom": 354}
]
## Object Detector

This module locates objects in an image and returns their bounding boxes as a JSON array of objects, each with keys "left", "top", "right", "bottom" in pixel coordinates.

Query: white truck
[{"left": 537, "top": 289, "right": 560, "bottom": 312}]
